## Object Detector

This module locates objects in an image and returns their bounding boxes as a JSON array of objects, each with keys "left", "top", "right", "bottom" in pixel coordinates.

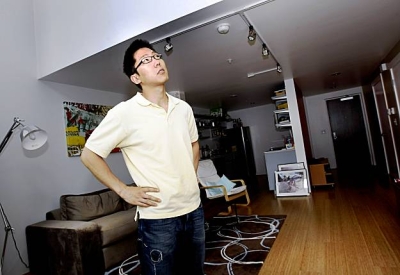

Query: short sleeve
[
  {"left": 187, "top": 106, "right": 198, "bottom": 143},
  {"left": 84, "top": 110, "right": 127, "bottom": 158}
]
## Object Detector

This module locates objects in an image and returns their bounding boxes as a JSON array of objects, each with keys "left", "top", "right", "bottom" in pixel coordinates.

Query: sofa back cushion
[{"left": 60, "top": 188, "right": 123, "bottom": 221}]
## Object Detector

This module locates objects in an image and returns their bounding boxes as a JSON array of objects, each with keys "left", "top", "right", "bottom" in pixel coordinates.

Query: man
[{"left": 80, "top": 39, "right": 204, "bottom": 275}]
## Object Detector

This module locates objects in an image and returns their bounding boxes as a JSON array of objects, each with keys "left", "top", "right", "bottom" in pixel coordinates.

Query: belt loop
[{"left": 134, "top": 209, "right": 140, "bottom": 221}]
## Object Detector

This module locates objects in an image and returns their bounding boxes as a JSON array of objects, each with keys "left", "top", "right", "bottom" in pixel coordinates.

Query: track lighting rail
[{"left": 150, "top": 0, "right": 279, "bottom": 66}]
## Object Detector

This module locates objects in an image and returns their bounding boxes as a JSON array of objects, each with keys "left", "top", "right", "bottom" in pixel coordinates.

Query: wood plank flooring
[{"left": 237, "top": 172, "right": 400, "bottom": 274}]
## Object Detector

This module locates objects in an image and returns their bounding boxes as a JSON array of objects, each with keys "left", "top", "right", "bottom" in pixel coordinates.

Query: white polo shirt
[{"left": 85, "top": 92, "right": 200, "bottom": 219}]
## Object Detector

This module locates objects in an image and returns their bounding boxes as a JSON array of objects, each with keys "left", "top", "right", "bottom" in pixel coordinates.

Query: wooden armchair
[{"left": 197, "top": 159, "right": 250, "bottom": 215}]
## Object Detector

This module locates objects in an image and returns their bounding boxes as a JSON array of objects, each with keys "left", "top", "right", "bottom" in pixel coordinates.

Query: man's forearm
[
  {"left": 192, "top": 140, "right": 200, "bottom": 172},
  {"left": 80, "top": 147, "right": 161, "bottom": 207}
]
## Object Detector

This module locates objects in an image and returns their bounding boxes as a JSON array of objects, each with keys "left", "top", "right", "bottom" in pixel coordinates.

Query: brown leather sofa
[{"left": 26, "top": 187, "right": 138, "bottom": 275}]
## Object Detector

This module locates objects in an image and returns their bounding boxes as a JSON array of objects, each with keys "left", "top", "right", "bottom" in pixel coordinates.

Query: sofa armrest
[
  {"left": 26, "top": 220, "right": 105, "bottom": 275},
  {"left": 46, "top": 208, "right": 61, "bottom": 220}
]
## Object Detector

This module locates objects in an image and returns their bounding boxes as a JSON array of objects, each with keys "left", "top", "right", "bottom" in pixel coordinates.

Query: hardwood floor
[{"left": 237, "top": 171, "right": 400, "bottom": 274}]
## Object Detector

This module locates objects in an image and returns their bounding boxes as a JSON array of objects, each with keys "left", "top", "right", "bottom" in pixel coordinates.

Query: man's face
[{"left": 131, "top": 47, "right": 169, "bottom": 88}]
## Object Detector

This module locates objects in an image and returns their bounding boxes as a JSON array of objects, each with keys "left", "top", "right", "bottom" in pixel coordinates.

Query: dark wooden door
[{"left": 326, "top": 95, "right": 371, "bottom": 173}]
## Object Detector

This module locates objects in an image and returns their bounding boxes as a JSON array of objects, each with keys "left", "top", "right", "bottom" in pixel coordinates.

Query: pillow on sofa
[{"left": 60, "top": 189, "right": 123, "bottom": 221}]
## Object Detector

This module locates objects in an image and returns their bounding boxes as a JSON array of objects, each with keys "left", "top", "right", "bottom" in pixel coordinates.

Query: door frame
[
  {"left": 371, "top": 66, "right": 400, "bottom": 178},
  {"left": 372, "top": 75, "right": 391, "bottom": 174},
  {"left": 386, "top": 63, "right": 400, "bottom": 177},
  {"left": 390, "top": 64, "right": 400, "bottom": 177}
]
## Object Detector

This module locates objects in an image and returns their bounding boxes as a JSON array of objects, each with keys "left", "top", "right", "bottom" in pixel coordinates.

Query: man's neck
[{"left": 142, "top": 85, "right": 168, "bottom": 111}]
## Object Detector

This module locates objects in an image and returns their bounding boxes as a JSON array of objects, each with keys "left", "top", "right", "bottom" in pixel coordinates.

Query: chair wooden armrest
[
  {"left": 231, "top": 179, "right": 246, "bottom": 186},
  {"left": 199, "top": 185, "right": 229, "bottom": 199}
]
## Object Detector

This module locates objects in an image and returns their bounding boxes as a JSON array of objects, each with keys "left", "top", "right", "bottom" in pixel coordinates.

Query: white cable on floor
[{"left": 104, "top": 254, "right": 140, "bottom": 275}]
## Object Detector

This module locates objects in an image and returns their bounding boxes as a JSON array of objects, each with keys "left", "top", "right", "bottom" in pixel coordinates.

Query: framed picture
[
  {"left": 63, "top": 101, "right": 120, "bottom": 157},
  {"left": 277, "top": 162, "right": 305, "bottom": 171},
  {"left": 274, "top": 169, "right": 309, "bottom": 197}
]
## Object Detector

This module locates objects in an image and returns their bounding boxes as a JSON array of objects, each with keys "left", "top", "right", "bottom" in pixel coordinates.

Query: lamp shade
[{"left": 20, "top": 126, "right": 48, "bottom": 150}]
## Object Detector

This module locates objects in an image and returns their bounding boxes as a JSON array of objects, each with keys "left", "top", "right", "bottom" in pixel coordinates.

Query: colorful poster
[{"left": 63, "top": 101, "right": 119, "bottom": 157}]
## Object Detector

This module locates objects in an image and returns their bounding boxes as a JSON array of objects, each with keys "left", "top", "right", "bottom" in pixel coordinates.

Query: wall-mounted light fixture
[
  {"left": 239, "top": 12, "right": 280, "bottom": 66},
  {"left": 164, "top": 37, "right": 173, "bottom": 52},
  {"left": 262, "top": 43, "right": 269, "bottom": 56},
  {"left": 248, "top": 25, "right": 256, "bottom": 41},
  {"left": 277, "top": 63, "right": 282, "bottom": 73}
]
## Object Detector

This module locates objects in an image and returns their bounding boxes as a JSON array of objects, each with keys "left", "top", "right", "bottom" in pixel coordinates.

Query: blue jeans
[{"left": 138, "top": 204, "right": 205, "bottom": 275}]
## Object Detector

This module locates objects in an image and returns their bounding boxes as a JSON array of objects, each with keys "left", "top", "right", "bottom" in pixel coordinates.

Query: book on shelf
[
  {"left": 275, "top": 100, "right": 288, "bottom": 110},
  {"left": 274, "top": 89, "right": 286, "bottom": 97}
]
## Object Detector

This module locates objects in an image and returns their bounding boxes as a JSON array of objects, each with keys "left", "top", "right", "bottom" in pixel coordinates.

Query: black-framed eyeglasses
[{"left": 134, "top": 53, "right": 163, "bottom": 71}]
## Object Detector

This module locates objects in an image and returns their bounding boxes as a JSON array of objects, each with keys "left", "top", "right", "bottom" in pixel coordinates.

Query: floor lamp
[{"left": 0, "top": 117, "right": 48, "bottom": 275}]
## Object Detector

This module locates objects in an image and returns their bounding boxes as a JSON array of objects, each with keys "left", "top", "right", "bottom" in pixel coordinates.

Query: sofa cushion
[
  {"left": 60, "top": 189, "right": 123, "bottom": 221},
  {"left": 91, "top": 207, "right": 137, "bottom": 246}
]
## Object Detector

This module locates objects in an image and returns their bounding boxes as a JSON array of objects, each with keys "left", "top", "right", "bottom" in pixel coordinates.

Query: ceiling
[{"left": 42, "top": 0, "right": 400, "bottom": 111}]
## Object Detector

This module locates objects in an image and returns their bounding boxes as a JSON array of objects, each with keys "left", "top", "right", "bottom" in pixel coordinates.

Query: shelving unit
[
  {"left": 271, "top": 90, "right": 291, "bottom": 128},
  {"left": 271, "top": 95, "right": 287, "bottom": 101},
  {"left": 195, "top": 114, "right": 227, "bottom": 139},
  {"left": 198, "top": 128, "right": 224, "bottom": 139},
  {"left": 274, "top": 109, "right": 291, "bottom": 127},
  {"left": 194, "top": 114, "right": 230, "bottom": 159}
]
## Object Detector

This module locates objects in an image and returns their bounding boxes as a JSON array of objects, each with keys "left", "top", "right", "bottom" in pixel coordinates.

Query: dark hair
[{"left": 123, "top": 39, "right": 156, "bottom": 90}]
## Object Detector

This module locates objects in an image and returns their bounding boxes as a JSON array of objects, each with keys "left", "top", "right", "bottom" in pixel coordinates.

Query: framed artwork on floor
[{"left": 275, "top": 169, "right": 309, "bottom": 197}]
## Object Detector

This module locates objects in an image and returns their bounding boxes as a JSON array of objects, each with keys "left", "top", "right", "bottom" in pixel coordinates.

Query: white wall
[
  {"left": 33, "top": 0, "right": 221, "bottom": 78},
  {"left": 229, "top": 104, "right": 290, "bottom": 175},
  {"left": 304, "top": 87, "right": 365, "bottom": 168},
  {"left": 285, "top": 78, "right": 308, "bottom": 167},
  {"left": 0, "top": 1, "right": 132, "bottom": 274}
]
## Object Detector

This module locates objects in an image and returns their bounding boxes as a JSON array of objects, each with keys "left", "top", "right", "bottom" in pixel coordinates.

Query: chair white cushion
[{"left": 198, "top": 159, "right": 220, "bottom": 185}]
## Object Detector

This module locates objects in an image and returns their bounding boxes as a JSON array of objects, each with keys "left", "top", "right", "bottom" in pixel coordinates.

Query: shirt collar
[
  {"left": 135, "top": 92, "right": 181, "bottom": 108},
  {"left": 135, "top": 92, "right": 151, "bottom": 106},
  {"left": 166, "top": 93, "right": 180, "bottom": 107}
]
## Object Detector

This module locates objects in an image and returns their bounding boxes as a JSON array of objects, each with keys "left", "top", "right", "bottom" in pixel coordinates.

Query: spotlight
[
  {"left": 262, "top": 43, "right": 269, "bottom": 56},
  {"left": 277, "top": 63, "right": 282, "bottom": 73},
  {"left": 164, "top": 37, "right": 173, "bottom": 52},
  {"left": 248, "top": 25, "right": 256, "bottom": 41}
]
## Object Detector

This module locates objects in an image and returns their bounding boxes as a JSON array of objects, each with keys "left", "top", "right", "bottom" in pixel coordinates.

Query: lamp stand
[
  {"left": 0, "top": 203, "right": 13, "bottom": 275},
  {"left": 0, "top": 117, "right": 46, "bottom": 274},
  {"left": 0, "top": 118, "right": 21, "bottom": 154}
]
